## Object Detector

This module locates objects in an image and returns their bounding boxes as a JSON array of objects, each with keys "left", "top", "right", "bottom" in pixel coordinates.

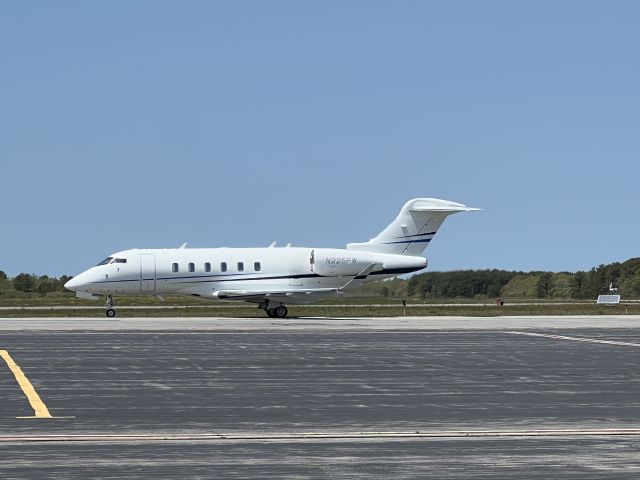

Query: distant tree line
[
  {"left": 359, "top": 257, "right": 640, "bottom": 300},
  {"left": 405, "top": 269, "right": 517, "bottom": 299},
  {"left": 568, "top": 258, "right": 640, "bottom": 299},
  {"left": 0, "top": 271, "right": 72, "bottom": 296}
]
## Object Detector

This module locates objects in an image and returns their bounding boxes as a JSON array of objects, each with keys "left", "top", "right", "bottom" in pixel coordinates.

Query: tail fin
[{"left": 346, "top": 198, "right": 479, "bottom": 256}]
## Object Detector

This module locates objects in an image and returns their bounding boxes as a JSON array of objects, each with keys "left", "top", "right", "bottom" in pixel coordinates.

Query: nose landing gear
[{"left": 105, "top": 295, "right": 116, "bottom": 318}]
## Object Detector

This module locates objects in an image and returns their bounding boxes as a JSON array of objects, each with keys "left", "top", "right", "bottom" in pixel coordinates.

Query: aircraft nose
[
  {"left": 64, "top": 276, "right": 83, "bottom": 292},
  {"left": 64, "top": 277, "right": 78, "bottom": 291}
]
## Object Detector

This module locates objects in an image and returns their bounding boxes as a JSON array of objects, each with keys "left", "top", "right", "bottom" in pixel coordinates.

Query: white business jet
[{"left": 65, "top": 198, "right": 477, "bottom": 318}]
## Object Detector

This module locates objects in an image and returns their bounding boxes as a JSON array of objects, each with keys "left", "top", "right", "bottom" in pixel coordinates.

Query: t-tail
[{"left": 346, "top": 198, "right": 479, "bottom": 256}]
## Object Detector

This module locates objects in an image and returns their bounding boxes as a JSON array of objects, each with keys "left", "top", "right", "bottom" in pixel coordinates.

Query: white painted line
[
  {"left": 3, "top": 428, "right": 640, "bottom": 443},
  {"left": 504, "top": 331, "right": 640, "bottom": 347}
]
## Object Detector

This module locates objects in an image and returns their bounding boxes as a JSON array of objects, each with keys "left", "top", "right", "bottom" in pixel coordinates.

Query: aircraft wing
[
  {"left": 215, "top": 263, "right": 381, "bottom": 303},
  {"left": 216, "top": 288, "right": 341, "bottom": 300}
]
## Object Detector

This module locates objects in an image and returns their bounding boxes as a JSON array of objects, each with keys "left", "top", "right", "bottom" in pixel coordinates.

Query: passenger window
[
  {"left": 188, "top": 262, "right": 195, "bottom": 273},
  {"left": 237, "top": 262, "right": 244, "bottom": 272},
  {"left": 254, "top": 262, "right": 261, "bottom": 271},
  {"left": 204, "top": 262, "right": 211, "bottom": 272},
  {"left": 172, "top": 263, "right": 179, "bottom": 273},
  {"left": 221, "top": 262, "right": 227, "bottom": 272}
]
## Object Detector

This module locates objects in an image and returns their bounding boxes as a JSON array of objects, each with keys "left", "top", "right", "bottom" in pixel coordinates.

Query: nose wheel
[{"left": 105, "top": 295, "right": 116, "bottom": 318}]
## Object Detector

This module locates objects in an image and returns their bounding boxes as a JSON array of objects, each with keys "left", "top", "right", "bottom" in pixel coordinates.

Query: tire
[
  {"left": 265, "top": 309, "right": 274, "bottom": 318},
  {"left": 273, "top": 306, "right": 288, "bottom": 318},
  {"left": 106, "top": 309, "right": 116, "bottom": 318}
]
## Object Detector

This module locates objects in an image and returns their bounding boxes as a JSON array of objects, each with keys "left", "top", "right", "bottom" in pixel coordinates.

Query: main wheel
[
  {"left": 265, "top": 309, "right": 274, "bottom": 318},
  {"left": 273, "top": 306, "right": 288, "bottom": 318},
  {"left": 106, "top": 309, "right": 116, "bottom": 318}
]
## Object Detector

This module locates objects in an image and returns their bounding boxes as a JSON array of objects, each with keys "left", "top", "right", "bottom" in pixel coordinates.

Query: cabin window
[
  {"left": 237, "top": 262, "right": 244, "bottom": 272},
  {"left": 204, "top": 262, "right": 211, "bottom": 272},
  {"left": 172, "top": 263, "right": 179, "bottom": 272},
  {"left": 254, "top": 262, "right": 261, "bottom": 271},
  {"left": 188, "top": 262, "right": 195, "bottom": 273},
  {"left": 97, "top": 257, "right": 113, "bottom": 266},
  {"left": 221, "top": 262, "right": 227, "bottom": 272}
]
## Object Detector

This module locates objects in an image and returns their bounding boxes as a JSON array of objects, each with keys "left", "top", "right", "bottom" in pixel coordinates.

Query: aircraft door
[
  {"left": 289, "top": 250, "right": 311, "bottom": 287},
  {"left": 140, "top": 254, "right": 156, "bottom": 292}
]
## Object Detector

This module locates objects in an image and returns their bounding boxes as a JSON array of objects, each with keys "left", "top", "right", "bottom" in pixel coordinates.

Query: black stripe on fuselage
[
  {"left": 167, "top": 273, "right": 324, "bottom": 285},
  {"left": 370, "top": 267, "right": 423, "bottom": 276},
  {"left": 165, "top": 267, "right": 423, "bottom": 284},
  {"left": 88, "top": 267, "right": 423, "bottom": 286}
]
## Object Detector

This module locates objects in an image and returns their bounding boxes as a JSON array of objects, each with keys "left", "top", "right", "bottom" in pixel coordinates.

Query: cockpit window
[
  {"left": 97, "top": 257, "right": 113, "bottom": 266},
  {"left": 114, "top": 258, "right": 127, "bottom": 263}
]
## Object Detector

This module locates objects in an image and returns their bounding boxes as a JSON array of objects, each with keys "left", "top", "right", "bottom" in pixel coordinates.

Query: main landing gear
[
  {"left": 105, "top": 295, "right": 116, "bottom": 318},
  {"left": 261, "top": 302, "right": 288, "bottom": 318}
]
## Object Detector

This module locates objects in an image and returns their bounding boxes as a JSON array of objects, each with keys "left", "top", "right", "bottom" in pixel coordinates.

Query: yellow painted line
[{"left": 0, "top": 350, "right": 53, "bottom": 419}]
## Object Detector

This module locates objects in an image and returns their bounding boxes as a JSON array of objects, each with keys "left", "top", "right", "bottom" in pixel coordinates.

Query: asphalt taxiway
[{"left": 1, "top": 316, "right": 640, "bottom": 478}]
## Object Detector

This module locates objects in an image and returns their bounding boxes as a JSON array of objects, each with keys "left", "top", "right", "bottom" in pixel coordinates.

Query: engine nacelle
[{"left": 312, "top": 249, "right": 375, "bottom": 276}]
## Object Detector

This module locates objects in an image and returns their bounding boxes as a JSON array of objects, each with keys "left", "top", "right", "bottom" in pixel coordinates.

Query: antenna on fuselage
[
  {"left": 179, "top": 242, "right": 187, "bottom": 249},
  {"left": 268, "top": 241, "right": 276, "bottom": 248},
  {"left": 285, "top": 243, "right": 291, "bottom": 248}
]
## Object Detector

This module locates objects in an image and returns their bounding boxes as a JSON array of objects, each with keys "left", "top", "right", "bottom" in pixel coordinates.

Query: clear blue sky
[{"left": 2, "top": 1, "right": 639, "bottom": 277}]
